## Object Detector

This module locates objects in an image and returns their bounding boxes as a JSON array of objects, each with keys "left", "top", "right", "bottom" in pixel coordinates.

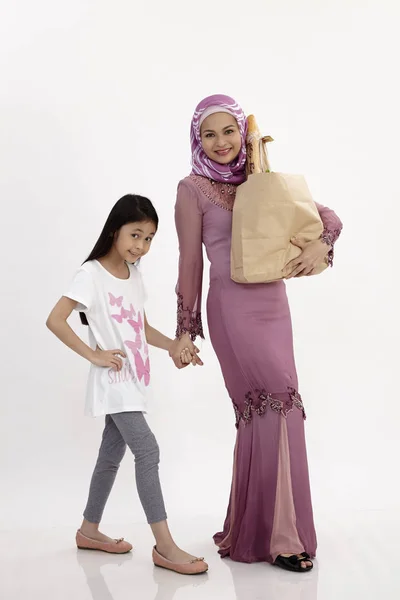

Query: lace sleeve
[
  {"left": 175, "top": 180, "right": 204, "bottom": 341},
  {"left": 315, "top": 202, "right": 343, "bottom": 267}
]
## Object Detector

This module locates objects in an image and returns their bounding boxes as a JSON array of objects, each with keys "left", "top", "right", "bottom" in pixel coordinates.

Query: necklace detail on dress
[
  {"left": 209, "top": 179, "right": 237, "bottom": 196},
  {"left": 189, "top": 175, "right": 237, "bottom": 212}
]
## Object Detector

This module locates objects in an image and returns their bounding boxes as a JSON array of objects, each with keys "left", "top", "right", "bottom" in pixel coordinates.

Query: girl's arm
[
  {"left": 144, "top": 313, "right": 201, "bottom": 366},
  {"left": 46, "top": 297, "right": 125, "bottom": 370},
  {"left": 144, "top": 312, "right": 173, "bottom": 352}
]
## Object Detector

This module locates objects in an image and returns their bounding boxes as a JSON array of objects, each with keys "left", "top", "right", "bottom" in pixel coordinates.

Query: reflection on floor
[{"left": 1, "top": 511, "right": 399, "bottom": 600}]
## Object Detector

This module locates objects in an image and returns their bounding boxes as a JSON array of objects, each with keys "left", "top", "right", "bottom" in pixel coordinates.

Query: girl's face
[
  {"left": 113, "top": 220, "right": 157, "bottom": 263},
  {"left": 200, "top": 112, "right": 242, "bottom": 165}
]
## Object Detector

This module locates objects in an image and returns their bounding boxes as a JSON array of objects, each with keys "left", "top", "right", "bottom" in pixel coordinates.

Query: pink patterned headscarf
[{"left": 190, "top": 94, "right": 248, "bottom": 184}]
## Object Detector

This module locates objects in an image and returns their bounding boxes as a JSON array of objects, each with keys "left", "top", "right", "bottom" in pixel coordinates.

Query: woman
[{"left": 169, "top": 95, "right": 342, "bottom": 572}]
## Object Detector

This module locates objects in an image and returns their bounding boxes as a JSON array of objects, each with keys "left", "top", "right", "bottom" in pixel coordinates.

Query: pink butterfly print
[
  {"left": 109, "top": 293, "right": 123, "bottom": 307},
  {"left": 111, "top": 313, "right": 123, "bottom": 323},
  {"left": 135, "top": 351, "right": 150, "bottom": 386},
  {"left": 124, "top": 333, "right": 142, "bottom": 356},
  {"left": 127, "top": 312, "right": 143, "bottom": 334},
  {"left": 143, "top": 341, "right": 149, "bottom": 355},
  {"left": 121, "top": 303, "right": 136, "bottom": 319}
]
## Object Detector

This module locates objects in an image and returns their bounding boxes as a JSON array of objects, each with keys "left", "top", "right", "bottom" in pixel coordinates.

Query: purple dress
[{"left": 175, "top": 174, "right": 343, "bottom": 564}]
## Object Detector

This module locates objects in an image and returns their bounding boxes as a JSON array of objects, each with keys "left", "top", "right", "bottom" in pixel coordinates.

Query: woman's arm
[
  {"left": 174, "top": 180, "right": 205, "bottom": 341},
  {"left": 168, "top": 180, "right": 205, "bottom": 368},
  {"left": 46, "top": 297, "right": 125, "bottom": 370},
  {"left": 284, "top": 203, "right": 343, "bottom": 278},
  {"left": 315, "top": 202, "right": 343, "bottom": 267}
]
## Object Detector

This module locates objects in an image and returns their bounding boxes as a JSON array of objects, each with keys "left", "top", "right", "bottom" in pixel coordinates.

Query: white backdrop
[{"left": 1, "top": 0, "right": 399, "bottom": 532}]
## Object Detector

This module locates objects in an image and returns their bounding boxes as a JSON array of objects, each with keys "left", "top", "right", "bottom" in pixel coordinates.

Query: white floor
[{"left": 1, "top": 511, "right": 399, "bottom": 600}]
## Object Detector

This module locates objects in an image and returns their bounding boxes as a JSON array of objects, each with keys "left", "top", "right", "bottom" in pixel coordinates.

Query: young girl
[{"left": 46, "top": 194, "right": 207, "bottom": 575}]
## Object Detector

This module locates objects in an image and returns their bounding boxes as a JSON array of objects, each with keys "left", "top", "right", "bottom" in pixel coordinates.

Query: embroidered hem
[
  {"left": 232, "top": 388, "right": 306, "bottom": 428},
  {"left": 176, "top": 293, "right": 204, "bottom": 341}
]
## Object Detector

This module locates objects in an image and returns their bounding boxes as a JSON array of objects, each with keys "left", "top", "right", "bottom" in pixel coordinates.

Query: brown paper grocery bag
[{"left": 231, "top": 116, "right": 328, "bottom": 284}]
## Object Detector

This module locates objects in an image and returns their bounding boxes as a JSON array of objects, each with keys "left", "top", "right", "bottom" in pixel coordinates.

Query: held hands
[
  {"left": 90, "top": 346, "right": 126, "bottom": 370},
  {"left": 169, "top": 333, "right": 204, "bottom": 369},
  {"left": 283, "top": 237, "right": 330, "bottom": 279},
  {"left": 89, "top": 337, "right": 202, "bottom": 373}
]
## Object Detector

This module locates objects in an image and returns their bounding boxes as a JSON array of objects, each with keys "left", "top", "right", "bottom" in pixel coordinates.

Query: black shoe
[{"left": 273, "top": 553, "right": 313, "bottom": 572}]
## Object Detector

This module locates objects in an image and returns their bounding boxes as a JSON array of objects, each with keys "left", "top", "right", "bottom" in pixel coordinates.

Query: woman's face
[{"left": 200, "top": 112, "right": 242, "bottom": 165}]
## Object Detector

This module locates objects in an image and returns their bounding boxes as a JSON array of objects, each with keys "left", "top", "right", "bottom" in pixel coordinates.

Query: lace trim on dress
[
  {"left": 232, "top": 388, "right": 306, "bottom": 428},
  {"left": 320, "top": 227, "right": 343, "bottom": 267},
  {"left": 176, "top": 293, "right": 204, "bottom": 341},
  {"left": 189, "top": 174, "right": 237, "bottom": 211}
]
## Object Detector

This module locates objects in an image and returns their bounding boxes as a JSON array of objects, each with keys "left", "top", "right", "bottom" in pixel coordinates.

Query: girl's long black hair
[{"left": 80, "top": 194, "right": 158, "bottom": 325}]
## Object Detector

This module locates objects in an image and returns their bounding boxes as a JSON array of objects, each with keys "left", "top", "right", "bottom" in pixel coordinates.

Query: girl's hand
[
  {"left": 169, "top": 334, "right": 203, "bottom": 369},
  {"left": 283, "top": 237, "right": 330, "bottom": 279},
  {"left": 90, "top": 347, "right": 126, "bottom": 371}
]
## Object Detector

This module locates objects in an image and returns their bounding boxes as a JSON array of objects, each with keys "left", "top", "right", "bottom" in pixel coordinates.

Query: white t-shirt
[{"left": 65, "top": 260, "right": 151, "bottom": 417}]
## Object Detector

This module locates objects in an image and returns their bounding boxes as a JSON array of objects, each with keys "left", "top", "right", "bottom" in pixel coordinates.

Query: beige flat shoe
[
  {"left": 152, "top": 546, "right": 208, "bottom": 575},
  {"left": 76, "top": 530, "right": 133, "bottom": 554}
]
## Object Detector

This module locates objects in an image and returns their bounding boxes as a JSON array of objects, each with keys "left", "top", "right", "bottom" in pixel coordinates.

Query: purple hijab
[{"left": 190, "top": 94, "right": 248, "bottom": 184}]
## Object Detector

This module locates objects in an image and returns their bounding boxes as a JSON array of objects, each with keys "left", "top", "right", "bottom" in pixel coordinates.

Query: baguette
[{"left": 245, "top": 114, "right": 273, "bottom": 176}]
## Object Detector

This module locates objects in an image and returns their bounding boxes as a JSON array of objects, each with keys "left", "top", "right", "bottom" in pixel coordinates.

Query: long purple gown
[{"left": 175, "top": 174, "right": 342, "bottom": 564}]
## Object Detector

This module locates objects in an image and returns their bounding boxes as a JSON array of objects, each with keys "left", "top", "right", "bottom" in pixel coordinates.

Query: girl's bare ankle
[
  {"left": 81, "top": 519, "right": 99, "bottom": 534},
  {"left": 156, "top": 541, "right": 177, "bottom": 556}
]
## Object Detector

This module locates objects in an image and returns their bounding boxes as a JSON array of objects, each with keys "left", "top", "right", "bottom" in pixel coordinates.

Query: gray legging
[{"left": 83, "top": 412, "right": 167, "bottom": 524}]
